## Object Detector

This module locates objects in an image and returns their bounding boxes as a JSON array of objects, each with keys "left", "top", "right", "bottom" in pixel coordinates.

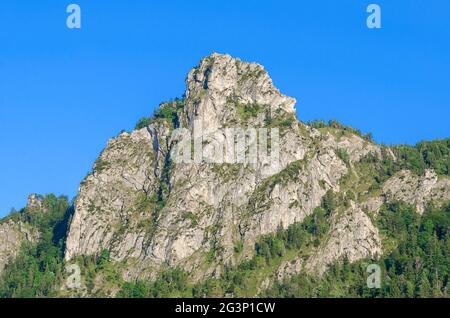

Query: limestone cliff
[
  {"left": 64, "top": 53, "right": 440, "bottom": 283},
  {"left": 1, "top": 54, "right": 449, "bottom": 298}
]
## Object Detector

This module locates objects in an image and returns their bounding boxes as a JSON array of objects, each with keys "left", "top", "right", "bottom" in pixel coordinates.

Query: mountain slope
[
  {"left": 1, "top": 53, "right": 449, "bottom": 298},
  {"left": 64, "top": 53, "right": 382, "bottom": 279}
]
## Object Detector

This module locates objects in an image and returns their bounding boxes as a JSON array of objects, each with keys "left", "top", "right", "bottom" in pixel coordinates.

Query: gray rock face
[
  {"left": 304, "top": 202, "right": 382, "bottom": 276},
  {"left": 0, "top": 194, "right": 45, "bottom": 275},
  {"left": 64, "top": 53, "right": 315, "bottom": 278},
  {"left": 239, "top": 146, "right": 347, "bottom": 249},
  {"left": 277, "top": 257, "right": 303, "bottom": 283},
  {"left": 0, "top": 219, "right": 37, "bottom": 274},
  {"left": 63, "top": 53, "right": 449, "bottom": 282},
  {"left": 383, "top": 169, "right": 450, "bottom": 214},
  {"left": 181, "top": 53, "right": 296, "bottom": 129},
  {"left": 26, "top": 194, "right": 45, "bottom": 213},
  {"left": 359, "top": 170, "right": 450, "bottom": 216},
  {"left": 65, "top": 123, "right": 171, "bottom": 262}
]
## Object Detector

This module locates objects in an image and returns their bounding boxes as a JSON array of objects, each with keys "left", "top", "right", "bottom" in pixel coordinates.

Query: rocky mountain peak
[
  {"left": 26, "top": 194, "right": 44, "bottom": 213},
  {"left": 57, "top": 54, "right": 450, "bottom": 296},
  {"left": 181, "top": 53, "right": 297, "bottom": 128}
]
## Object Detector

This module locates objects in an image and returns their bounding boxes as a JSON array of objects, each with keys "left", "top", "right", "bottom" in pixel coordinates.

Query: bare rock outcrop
[
  {"left": 383, "top": 169, "right": 450, "bottom": 214},
  {"left": 64, "top": 53, "right": 441, "bottom": 282},
  {"left": 65, "top": 123, "right": 172, "bottom": 262},
  {"left": 305, "top": 202, "right": 382, "bottom": 276},
  {"left": 276, "top": 257, "right": 303, "bottom": 283},
  {"left": 0, "top": 219, "right": 37, "bottom": 274}
]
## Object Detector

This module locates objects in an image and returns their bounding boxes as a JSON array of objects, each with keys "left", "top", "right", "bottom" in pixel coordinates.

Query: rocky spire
[
  {"left": 26, "top": 194, "right": 44, "bottom": 213},
  {"left": 180, "top": 53, "right": 297, "bottom": 129}
]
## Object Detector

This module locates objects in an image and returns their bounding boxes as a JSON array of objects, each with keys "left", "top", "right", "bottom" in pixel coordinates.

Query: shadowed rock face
[{"left": 62, "top": 53, "right": 450, "bottom": 282}]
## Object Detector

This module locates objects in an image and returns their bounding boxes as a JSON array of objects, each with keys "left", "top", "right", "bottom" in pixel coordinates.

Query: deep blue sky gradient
[{"left": 1, "top": 0, "right": 450, "bottom": 216}]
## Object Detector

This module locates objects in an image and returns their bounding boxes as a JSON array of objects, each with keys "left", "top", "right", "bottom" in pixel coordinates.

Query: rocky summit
[{"left": 1, "top": 53, "right": 449, "bottom": 298}]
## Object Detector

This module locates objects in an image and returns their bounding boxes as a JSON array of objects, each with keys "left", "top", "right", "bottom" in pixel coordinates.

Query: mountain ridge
[{"left": 1, "top": 53, "right": 449, "bottom": 298}]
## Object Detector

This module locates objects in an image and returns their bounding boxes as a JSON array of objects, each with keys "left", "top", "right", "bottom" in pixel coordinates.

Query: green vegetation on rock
[
  {"left": 0, "top": 195, "right": 72, "bottom": 298},
  {"left": 390, "top": 139, "right": 450, "bottom": 176},
  {"left": 308, "top": 119, "right": 374, "bottom": 142},
  {"left": 135, "top": 98, "right": 184, "bottom": 130},
  {"left": 265, "top": 201, "right": 450, "bottom": 298}
]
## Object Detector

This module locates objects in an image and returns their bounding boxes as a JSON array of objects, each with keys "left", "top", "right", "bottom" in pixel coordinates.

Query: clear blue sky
[{"left": 1, "top": 0, "right": 450, "bottom": 216}]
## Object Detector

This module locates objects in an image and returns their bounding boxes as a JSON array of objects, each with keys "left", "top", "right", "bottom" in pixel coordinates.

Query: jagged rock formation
[
  {"left": 58, "top": 53, "right": 450, "bottom": 289},
  {"left": 63, "top": 54, "right": 385, "bottom": 280},
  {"left": 304, "top": 202, "right": 382, "bottom": 275},
  {"left": 64, "top": 124, "right": 171, "bottom": 262},
  {"left": 0, "top": 220, "right": 36, "bottom": 274},
  {"left": 0, "top": 195, "right": 40, "bottom": 274},
  {"left": 26, "top": 194, "right": 45, "bottom": 213},
  {"left": 383, "top": 169, "right": 450, "bottom": 214}
]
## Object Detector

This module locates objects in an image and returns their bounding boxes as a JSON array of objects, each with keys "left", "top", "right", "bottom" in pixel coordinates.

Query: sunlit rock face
[
  {"left": 0, "top": 194, "right": 48, "bottom": 275},
  {"left": 63, "top": 53, "right": 449, "bottom": 284}
]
